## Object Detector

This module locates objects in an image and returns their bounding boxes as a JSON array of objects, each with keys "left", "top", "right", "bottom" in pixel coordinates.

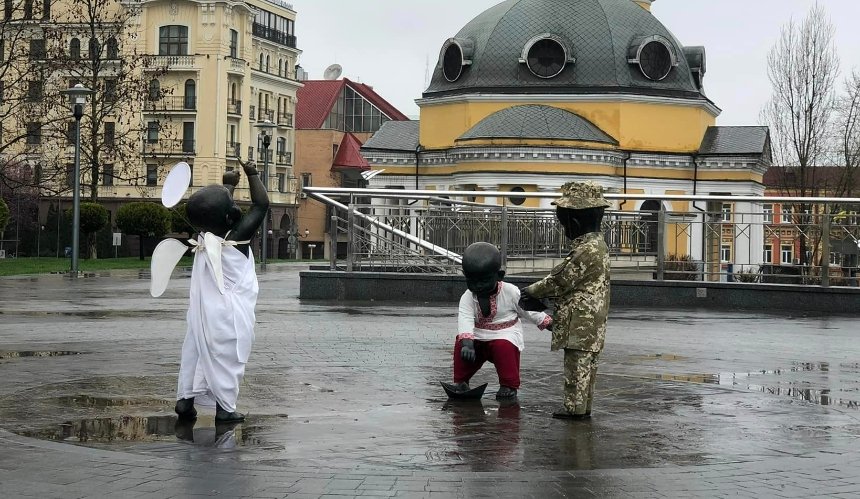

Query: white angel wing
[
  {"left": 150, "top": 238, "right": 190, "bottom": 297},
  {"left": 203, "top": 232, "right": 226, "bottom": 294}
]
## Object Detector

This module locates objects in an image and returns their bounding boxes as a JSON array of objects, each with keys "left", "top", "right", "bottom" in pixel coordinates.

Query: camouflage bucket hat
[{"left": 552, "top": 181, "right": 610, "bottom": 210}]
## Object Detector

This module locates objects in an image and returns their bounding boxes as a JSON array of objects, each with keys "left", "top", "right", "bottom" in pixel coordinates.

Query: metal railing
[
  {"left": 276, "top": 151, "right": 292, "bottom": 165},
  {"left": 144, "top": 96, "right": 196, "bottom": 112},
  {"left": 278, "top": 112, "right": 293, "bottom": 127},
  {"left": 251, "top": 23, "right": 297, "bottom": 48},
  {"left": 226, "top": 142, "right": 241, "bottom": 157},
  {"left": 144, "top": 138, "right": 195, "bottom": 155},
  {"left": 303, "top": 187, "right": 860, "bottom": 286},
  {"left": 227, "top": 99, "right": 242, "bottom": 115}
]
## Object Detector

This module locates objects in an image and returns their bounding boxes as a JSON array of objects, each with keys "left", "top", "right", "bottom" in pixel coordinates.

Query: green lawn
[{"left": 0, "top": 256, "right": 308, "bottom": 276}]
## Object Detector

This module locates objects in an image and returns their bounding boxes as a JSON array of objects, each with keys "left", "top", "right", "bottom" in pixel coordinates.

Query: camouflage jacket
[{"left": 525, "top": 232, "right": 610, "bottom": 352}]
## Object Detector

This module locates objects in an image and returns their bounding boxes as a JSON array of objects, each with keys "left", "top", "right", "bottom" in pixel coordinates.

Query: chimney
[{"left": 633, "top": 0, "right": 653, "bottom": 11}]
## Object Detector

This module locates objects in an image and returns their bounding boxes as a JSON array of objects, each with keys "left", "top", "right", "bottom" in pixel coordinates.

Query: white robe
[{"left": 177, "top": 234, "right": 258, "bottom": 413}]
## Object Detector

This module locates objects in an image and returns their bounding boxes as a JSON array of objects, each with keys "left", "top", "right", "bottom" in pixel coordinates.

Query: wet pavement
[{"left": 0, "top": 267, "right": 860, "bottom": 497}]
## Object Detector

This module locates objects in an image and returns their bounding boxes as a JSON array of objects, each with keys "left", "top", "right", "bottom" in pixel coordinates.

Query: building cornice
[{"left": 415, "top": 92, "right": 722, "bottom": 117}]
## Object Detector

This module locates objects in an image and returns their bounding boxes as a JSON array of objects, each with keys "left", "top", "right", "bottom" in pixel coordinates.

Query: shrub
[{"left": 664, "top": 254, "right": 700, "bottom": 281}]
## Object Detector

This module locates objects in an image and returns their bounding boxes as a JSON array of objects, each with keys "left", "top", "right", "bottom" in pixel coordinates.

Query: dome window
[
  {"left": 628, "top": 35, "right": 678, "bottom": 81},
  {"left": 441, "top": 38, "right": 473, "bottom": 82},
  {"left": 521, "top": 34, "right": 573, "bottom": 79}
]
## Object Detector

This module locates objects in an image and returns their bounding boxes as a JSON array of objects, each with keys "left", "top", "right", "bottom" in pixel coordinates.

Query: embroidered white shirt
[{"left": 457, "top": 281, "right": 552, "bottom": 351}]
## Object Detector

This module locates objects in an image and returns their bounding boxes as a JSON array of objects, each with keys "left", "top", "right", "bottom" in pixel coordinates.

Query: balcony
[
  {"left": 257, "top": 149, "right": 274, "bottom": 163},
  {"left": 252, "top": 23, "right": 297, "bottom": 48},
  {"left": 278, "top": 112, "right": 294, "bottom": 128},
  {"left": 144, "top": 138, "right": 195, "bottom": 156},
  {"left": 144, "top": 96, "right": 196, "bottom": 113},
  {"left": 228, "top": 57, "right": 247, "bottom": 74},
  {"left": 226, "top": 142, "right": 241, "bottom": 157},
  {"left": 227, "top": 99, "right": 242, "bottom": 116},
  {"left": 249, "top": 105, "right": 256, "bottom": 122},
  {"left": 276, "top": 151, "right": 292, "bottom": 165},
  {"left": 144, "top": 55, "right": 197, "bottom": 71},
  {"left": 258, "top": 108, "right": 274, "bottom": 122}
]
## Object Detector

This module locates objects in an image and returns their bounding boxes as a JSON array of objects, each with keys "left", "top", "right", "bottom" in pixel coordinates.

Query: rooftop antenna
[{"left": 323, "top": 63, "right": 343, "bottom": 80}]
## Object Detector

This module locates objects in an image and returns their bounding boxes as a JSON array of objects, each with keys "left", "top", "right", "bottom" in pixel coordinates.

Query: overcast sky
[{"left": 293, "top": 0, "right": 860, "bottom": 125}]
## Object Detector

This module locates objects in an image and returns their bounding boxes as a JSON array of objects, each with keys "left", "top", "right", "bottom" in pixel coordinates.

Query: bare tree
[
  {"left": 838, "top": 71, "right": 860, "bottom": 198},
  {"left": 760, "top": 3, "right": 840, "bottom": 266},
  {"left": 38, "top": 0, "right": 173, "bottom": 203}
]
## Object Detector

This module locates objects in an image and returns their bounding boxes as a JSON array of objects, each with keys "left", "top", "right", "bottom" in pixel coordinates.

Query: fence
[{"left": 303, "top": 187, "right": 860, "bottom": 287}]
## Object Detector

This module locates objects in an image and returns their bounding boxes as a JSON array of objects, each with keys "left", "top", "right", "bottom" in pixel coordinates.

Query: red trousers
[{"left": 453, "top": 338, "right": 521, "bottom": 389}]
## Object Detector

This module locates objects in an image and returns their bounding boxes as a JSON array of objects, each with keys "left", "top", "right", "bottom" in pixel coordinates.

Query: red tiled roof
[
  {"left": 332, "top": 133, "right": 369, "bottom": 171},
  {"left": 296, "top": 78, "right": 409, "bottom": 130}
]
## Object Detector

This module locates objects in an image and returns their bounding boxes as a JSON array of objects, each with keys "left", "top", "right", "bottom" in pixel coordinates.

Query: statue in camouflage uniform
[{"left": 519, "top": 181, "right": 610, "bottom": 420}]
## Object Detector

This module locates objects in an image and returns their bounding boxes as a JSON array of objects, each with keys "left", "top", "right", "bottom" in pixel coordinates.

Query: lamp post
[
  {"left": 253, "top": 119, "right": 277, "bottom": 271},
  {"left": 59, "top": 84, "right": 93, "bottom": 276}
]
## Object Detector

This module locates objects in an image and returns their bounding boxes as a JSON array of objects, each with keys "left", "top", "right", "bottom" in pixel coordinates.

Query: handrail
[{"left": 303, "top": 187, "right": 860, "bottom": 205}]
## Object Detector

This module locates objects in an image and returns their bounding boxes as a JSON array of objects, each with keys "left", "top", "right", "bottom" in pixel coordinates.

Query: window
[
  {"left": 301, "top": 173, "right": 311, "bottom": 188},
  {"left": 509, "top": 187, "right": 526, "bottom": 206},
  {"left": 23, "top": 0, "right": 32, "bottom": 19},
  {"left": 183, "top": 79, "right": 195, "bottom": 109},
  {"left": 102, "top": 163, "right": 114, "bottom": 186},
  {"left": 158, "top": 25, "right": 188, "bottom": 56},
  {"left": 265, "top": 55, "right": 270, "bottom": 72},
  {"left": 781, "top": 205, "right": 793, "bottom": 224},
  {"left": 69, "top": 38, "right": 80, "bottom": 59},
  {"left": 88, "top": 38, "right": 99, "bottom": 60},
  {"left": 277, "top": 173, "right": 285, "bottom": 192},
  {"left": 332, "top": 143, "right": 339, "bottom": 159},
  {"left": 720, "top": 244, "right": 731, "bottom": 263},
  {"left": 4, "top": 0, "right": 11, "bottom": 20},
  {"left": 65, "top": 163, "right": 75, "bottom": 189},
  {"left": 763, "top": 244, "right": 772, "bottom": 263},
  {"left": 278, "top": 59, "right": 283, "bottom": 76},
  {"left": 277, "top": 136, "right": 286, "bottom": 154},
  {"left": 631, "top": 37, "right": 675, "bottom": 81},
  {"left": 26, "top": 80, "right": 42, "bottom": 102},
  {"left": 524, "top": 36, "right": 568, "bottom": 79},
  {"left": 104, "top": 122, "right": 115, "bottom": 146},
  {"left": 259, "top": 53, "right": 264, "bottom": 70},
  {"left": 26, "top": 122, "right": 41, "bottom": 144},
  {"left": 229, "top": 29, "right": 238, "bottom": 58},
  {"left": 0, "top": 38, "right": 4, "bottom": 62},
  {"left": 41, "top": 0, "right": 49, "bottom": 19},
  {"left": 29, "top": 39, "right": 45, "bottom": 60},
  {"left": 146, "top": 121, "right": 159, "bottom": 143},
  {"left": 104, "top": 79, "right": 117, "bottom": 103},
  {"left": 0, "top": 81, "right": 4, "bottom": 102},
  {"left": 146, "top": 165, "right": 158, "bottom": 186},
  {"left": 720, "top": 203, "right": 732, "bottom": 222},
  {"left": 763, "top": 203, "right": 773, "bottom": 224},
  {"left": 182, "top": 122, "right": 194, "bottom": 153},
  {"left": 781, "top": 245, "right": 793, "bottom": 264},
  {"left": 147, "top": 79, "right": 160, "bottom": 101},
  {"left": 106, "top": 37, "right": 118, "bottom": 59}
]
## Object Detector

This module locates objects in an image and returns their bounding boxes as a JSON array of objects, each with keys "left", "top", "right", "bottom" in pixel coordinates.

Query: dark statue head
[
  {"left": 556, "top": 206, "right": 605, "bottom": 240},
  {"left": 186, "top": 185, "right": 242, "bottom": 236},
  {"left": 462, "top": 242, "right": 504, "bottom": 297}
]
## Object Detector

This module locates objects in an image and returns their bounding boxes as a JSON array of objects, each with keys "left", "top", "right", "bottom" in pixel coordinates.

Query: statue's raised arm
[{"left": 229, "top": 159, "right": 270, "bottom": 245}]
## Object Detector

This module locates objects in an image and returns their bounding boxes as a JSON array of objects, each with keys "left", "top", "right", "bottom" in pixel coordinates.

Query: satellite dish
[
  {"left": 324, "top": 63, "right": 343, "bottom": 80},
  {"left": 161, "top": 161, "right": 191, "bottom": 208}
]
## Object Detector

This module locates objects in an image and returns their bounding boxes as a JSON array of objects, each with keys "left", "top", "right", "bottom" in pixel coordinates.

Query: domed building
[{"left": 361, "top": 0, "right": 771, "bottom": 268}]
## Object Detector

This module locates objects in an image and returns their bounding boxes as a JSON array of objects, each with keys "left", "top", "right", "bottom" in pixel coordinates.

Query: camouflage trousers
[{"left": 563, "top": 349, "right": 600, "bottom": 415}]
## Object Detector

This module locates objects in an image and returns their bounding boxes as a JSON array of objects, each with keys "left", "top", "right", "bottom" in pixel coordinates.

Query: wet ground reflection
[{"left": 0, "top": 350, "right": 83, "bottom": 359}]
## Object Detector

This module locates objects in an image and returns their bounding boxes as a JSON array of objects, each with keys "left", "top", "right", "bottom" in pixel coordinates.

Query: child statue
[
  {"left": 446, "top": 242, "right": 553, "bottom": 400},
  {"left": 520, "top": 181, "right": 610, "bottom": 420},
  {"left": 173, "top": 159, "right": 269, "bottom": 423}
]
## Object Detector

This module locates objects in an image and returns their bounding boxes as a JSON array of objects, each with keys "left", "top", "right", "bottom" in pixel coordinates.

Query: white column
[{"left": 477, "top": 183, "right": 499, "bottom": 206}]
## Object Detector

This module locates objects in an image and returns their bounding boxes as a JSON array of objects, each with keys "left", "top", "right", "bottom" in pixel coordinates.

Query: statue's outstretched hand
[
  {"left": 519, "top": 288, "right": 547, "bottom": 312},
  {"left": 460, "top": 339, "right": 476, "bottom": 362},
  {"left": 239, "top": 159, "right": 259, "bottom": 177}
]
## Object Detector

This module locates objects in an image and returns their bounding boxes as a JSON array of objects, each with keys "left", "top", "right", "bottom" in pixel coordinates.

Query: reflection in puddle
[
  {"left": 649, "top": 362, "right": 860, "bottom": 409},
  {"left": 56, "top": 394, "right": 171, "bottom": 408},
  {"left": 0, "top": 350, "right": 83, "bottom": 359},
  {"left": 20, "top": 415, "right": 280, "bottom": 450}
]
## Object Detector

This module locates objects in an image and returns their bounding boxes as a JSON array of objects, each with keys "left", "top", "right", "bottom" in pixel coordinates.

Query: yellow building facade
[
  {"left": 2, "top": 0, "right": 301, "bottom": 257},
  {"left": 362, "top": 0, "right": 771, "bottom": 268}
]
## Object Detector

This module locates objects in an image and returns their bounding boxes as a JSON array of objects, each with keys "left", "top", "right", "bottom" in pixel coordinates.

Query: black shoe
[
  {"left": 174, "top": 418, "right": 196, "bottom": 441},
  {"left": 215, "top": 403, "right": 245, "bottom": 423},
  {"left": 552, "top": 408, "right": 591, "bottom": 420},
  {"left": 496, "top": 386, "right": 518, "bottom": 399},
  {"left": 175, "top": 398, "right": 197, "bottom": 420}
]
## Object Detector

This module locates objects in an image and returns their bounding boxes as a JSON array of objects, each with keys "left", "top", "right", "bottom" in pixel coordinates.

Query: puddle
[
  {"left": 56, "top": 395, "right": 171, "bottom": 408},
  {"left": 19, "top": 414, "right": 283, "bottom": 450},
  {"left": 630, "top": 353, "right": 687, "bottom": 361},
  {"left": 0, "top": 350, "right": 83, "bottom": 359}
]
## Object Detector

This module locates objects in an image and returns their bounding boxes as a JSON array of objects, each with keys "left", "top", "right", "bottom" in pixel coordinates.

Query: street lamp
[
  {"left": 253, "top": 119, "right": 277, "bottom": 271},
  {"left": 59, "top": 83, "right": 93, "bottom": 276}
]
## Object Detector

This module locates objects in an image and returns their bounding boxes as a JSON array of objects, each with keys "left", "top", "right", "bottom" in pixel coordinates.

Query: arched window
[
  {"left": 69, "top": 38, "right": 80, "bottom": 59},
  {"left": 259, "top": 53, "right": 264, "bottom": 71},
  {"left": 184, "top": 79, "right": 196, "bottom": 109},
  {"left": 265, "top": 55, "right": 270, "bottom": 73},
  {"left": 106, "top": 37, "right": 118, "bottom": 59},
  {"left": 88, "top": 37, "right": 99, "bottom": 61},
  {"left": 278, "top": 59, "right": 283, "bottom": 76},
  {"left": 147, "top": 79, "right": 160, "bottom": 101},
  {"left": 230, "top": 82, "right": 237, "bottom": 101}
]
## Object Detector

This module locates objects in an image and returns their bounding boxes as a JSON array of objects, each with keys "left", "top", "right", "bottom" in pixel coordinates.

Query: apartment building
[{"left": 1, "top": 0, "right": 301, "bottom": 258}]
